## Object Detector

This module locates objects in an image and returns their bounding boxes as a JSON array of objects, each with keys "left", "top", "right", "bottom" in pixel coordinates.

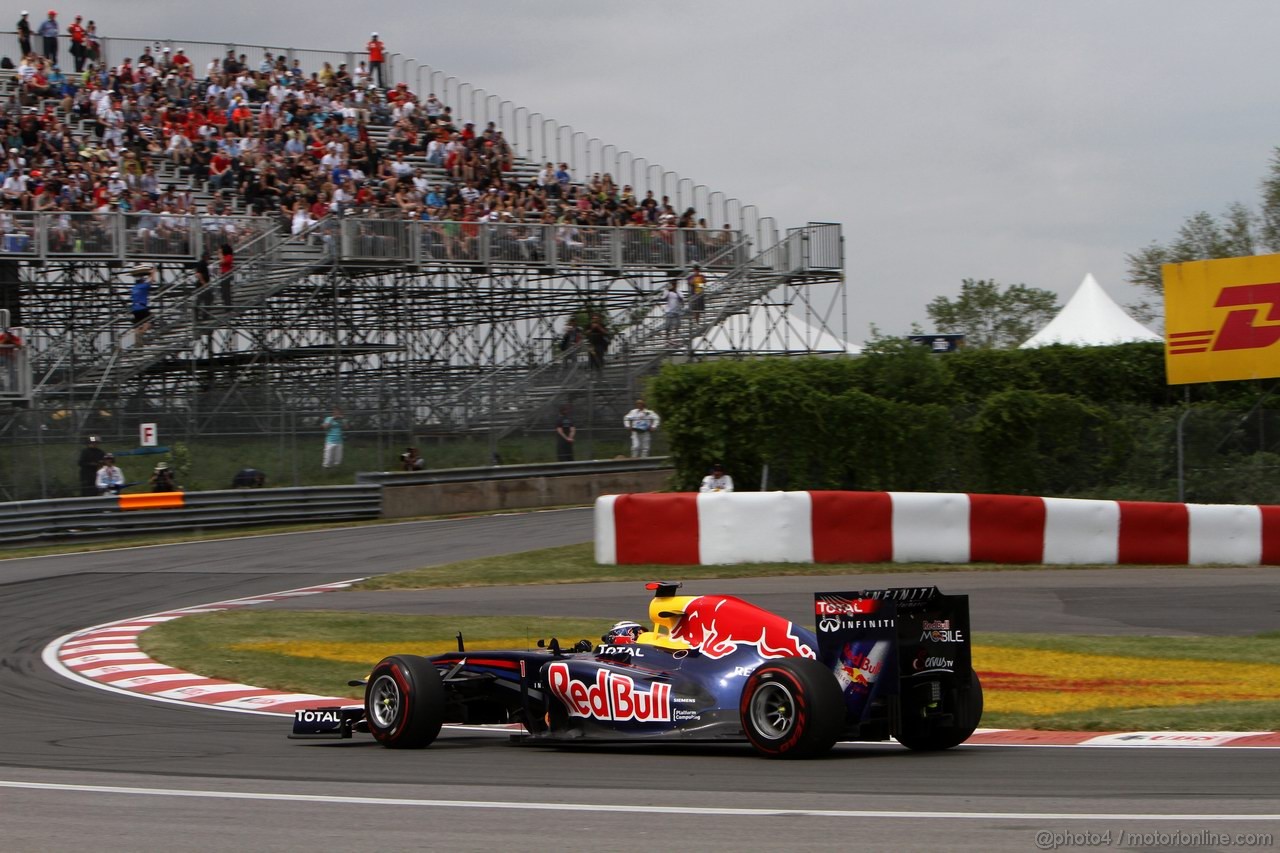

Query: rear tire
[
  {"left": 896, "top": 668, "right": 983, "bottom": 751},
  {"left": 364, "top": 655, "right": 446, "bottom": 749},
  {"left": 740, "top": 658, "right": 844, "bottom": 759}
]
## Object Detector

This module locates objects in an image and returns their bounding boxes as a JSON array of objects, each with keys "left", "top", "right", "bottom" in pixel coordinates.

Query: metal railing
[
  {"left": 1, "top": 211, "right": 277, "bottom": 264},
  {"left": 0, "top": 484, "right": 381, "bottom": 544},
  {"left": 29, "top": 216, "right": 328, "bottom": 399},
  {"left": 339, "top": 220, "right": 749, "bottom": 271},
  {"left": 422, "top": 225, "right": 823, "bottom": 435},
  {"left": 0, "top": 456, "right": 672, "bottom": 543}
]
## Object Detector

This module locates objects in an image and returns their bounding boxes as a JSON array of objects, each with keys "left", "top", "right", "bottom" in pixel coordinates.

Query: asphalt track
[{"left": 1, "top": 508, "right": 1278, "bottom": 852}]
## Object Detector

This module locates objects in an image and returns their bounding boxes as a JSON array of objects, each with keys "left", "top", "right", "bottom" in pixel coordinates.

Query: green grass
[
  {"left": 137, "top": 552, "right": 1280, "bottom": 731},
  {"left": 351, "top": 542, "right": 1169, "bottom": 591}
]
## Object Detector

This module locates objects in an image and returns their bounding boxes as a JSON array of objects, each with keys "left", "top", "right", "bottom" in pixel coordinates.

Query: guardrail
[
  {"left": 0, "top": 458, "right": 672, "bottom": 545},
  {"left": 0, "top": 485, "right": 381, "bottom": 544}
]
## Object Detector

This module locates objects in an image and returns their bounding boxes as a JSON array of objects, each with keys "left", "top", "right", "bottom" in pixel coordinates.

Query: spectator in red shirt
[
  {"left": 208, "top": 148, "right": 233, "bottom": 191},
  {"left": 68, "top": 15, "right": 87, "bottom": 72},
  {"left": 366, "top": 33, "right": 385, "bottom": 89}
]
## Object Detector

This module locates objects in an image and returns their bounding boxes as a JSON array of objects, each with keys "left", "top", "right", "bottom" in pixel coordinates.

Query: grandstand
[{"left": 0, "top": 31, "right": 843, "bottom": 497}]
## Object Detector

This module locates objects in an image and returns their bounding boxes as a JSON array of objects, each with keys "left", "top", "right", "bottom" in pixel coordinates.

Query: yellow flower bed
[
  {"left": 973, "top": 645, "right": 1280, "bottom": 715},
  {"left": 240, "top": 640, "right": 1280, "bottom": 718}
]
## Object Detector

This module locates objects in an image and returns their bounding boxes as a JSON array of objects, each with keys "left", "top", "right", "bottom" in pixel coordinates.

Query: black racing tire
[
  {"left": 364, "top": 655, "right": 446, "bottom": 749},
  {"left": 896, "top": 668, "right": 984, "bottom": 752},
  {"left": 739, "top": 657, "right": 844, "bottom": 759}
]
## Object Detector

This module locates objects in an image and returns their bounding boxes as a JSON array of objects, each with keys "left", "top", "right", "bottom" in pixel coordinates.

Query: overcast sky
[{"left": 74, "top": 1, "right": 1280, "bottom": 343}]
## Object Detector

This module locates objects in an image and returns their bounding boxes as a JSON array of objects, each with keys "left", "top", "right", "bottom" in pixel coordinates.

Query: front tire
[
  {"left": 740, "top": 658, "right": 844, "bottom": 759},
  {"left": 364, "top": 655, "right": 446, "bottom": 749},
  {"left": 896, "top": 668, "right": 983, "bottom": 751}
]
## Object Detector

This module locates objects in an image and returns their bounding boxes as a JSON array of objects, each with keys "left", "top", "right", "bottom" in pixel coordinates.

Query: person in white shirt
[
  {"left": 622, "top": 399, "right": 661, "bottom": 458},
  {"left": 699, "top": 464, "right": 734, "bottom": 493},
  {"left": 96, "top": 454, "right": 126, "bottom": 495},
  {"left": 353, "top": 61, "right": 371, "bottom": 89},
  {"left": 1, "top": 171, "right": 28, "bottom": 204},
  {"left": 662, "top": 279, "right": 685, "bottom": 341},
  {"left": 424, "top": 137, "right": 444, "bottom": 166}
]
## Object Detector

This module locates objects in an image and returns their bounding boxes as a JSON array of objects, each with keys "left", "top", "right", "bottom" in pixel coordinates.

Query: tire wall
[{"left": 595, "top": 491, "right": 1280, "bottom": 566}]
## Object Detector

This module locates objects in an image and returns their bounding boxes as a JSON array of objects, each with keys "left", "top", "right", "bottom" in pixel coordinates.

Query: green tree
[
  {"left": 1126, "top": 205, "right": 1257, "bottom": 299},
  {"left": 925, "top": 279, "right": 1059, "bottom": 350},
  {"left": 1126, "top": 145, "right": 1280, "bottom": 313}
]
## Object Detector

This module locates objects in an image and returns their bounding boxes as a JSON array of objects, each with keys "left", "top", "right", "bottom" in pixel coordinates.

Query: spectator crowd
[{"left": 1, "top": 17, "right": 736, "bottom": 265}]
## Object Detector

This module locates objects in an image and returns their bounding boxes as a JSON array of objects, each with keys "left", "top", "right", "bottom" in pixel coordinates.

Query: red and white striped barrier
[{"left": 594, "top": 491, "right": 1280, "bottom": 566}]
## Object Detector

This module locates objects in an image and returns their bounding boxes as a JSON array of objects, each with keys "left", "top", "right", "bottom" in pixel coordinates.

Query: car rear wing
[{"left": 813, "top": 587, "right": 972, "bottom": 726}]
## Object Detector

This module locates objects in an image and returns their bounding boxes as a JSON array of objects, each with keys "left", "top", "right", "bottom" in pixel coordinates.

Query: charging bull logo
[
  {"left": 669, "top": 595, "right": 816, "bottom": 660},
  {"left": 547, "top": 662, "right": 671, "bottom": 722}
]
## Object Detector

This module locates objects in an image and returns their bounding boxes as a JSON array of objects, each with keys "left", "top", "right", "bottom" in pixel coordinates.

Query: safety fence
[
  {"left": 595, "top": 491, "right": 1280, "bottom": 567},
  {"left": 0, "top": 484, "right": 381, "bottom": 543},
  {"left": 339, "top": 220, "right": 750, "bottom": 271},
  {"left": 0, "top": 211, "right": 277, "bottom": 263},
  {"left": 0, "top": 457, "right": 672, "bottom": 544}
]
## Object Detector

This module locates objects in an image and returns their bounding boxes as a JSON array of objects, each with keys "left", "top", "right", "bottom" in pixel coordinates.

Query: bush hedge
[{"left": 649, "top": 342, "right": 1280, "bottom": 502}]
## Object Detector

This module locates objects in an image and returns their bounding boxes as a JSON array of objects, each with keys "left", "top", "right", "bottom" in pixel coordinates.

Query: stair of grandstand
[{"left": 3, "top": 58, "right": 843, "bottom": 435}]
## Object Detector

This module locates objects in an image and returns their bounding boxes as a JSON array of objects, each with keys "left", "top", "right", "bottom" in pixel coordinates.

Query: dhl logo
[{"left": 1168, "top": 282, "right": 1280, "bottom": 355}]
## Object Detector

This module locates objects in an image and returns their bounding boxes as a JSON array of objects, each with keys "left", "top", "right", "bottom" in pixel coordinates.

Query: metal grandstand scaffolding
[{"left": 0, "top": 33, "right": 845, "bottom": 500}]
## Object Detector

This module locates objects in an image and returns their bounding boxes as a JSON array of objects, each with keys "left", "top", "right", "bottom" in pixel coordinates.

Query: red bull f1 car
[{"left": 291, "top": 582, "right": 983, "bottom": 759}]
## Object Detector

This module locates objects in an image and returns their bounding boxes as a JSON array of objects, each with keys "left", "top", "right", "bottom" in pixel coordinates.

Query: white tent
[
  {"left": 695, "top": 306, "right": 862, "bottom": 355},
  {"left": 1020, "top": 273, "right": 1161, "bottom": 348}
]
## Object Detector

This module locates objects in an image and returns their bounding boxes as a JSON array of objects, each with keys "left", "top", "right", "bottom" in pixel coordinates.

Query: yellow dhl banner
[{"left": 1163, "top": 254, "right": 1280, "bottom": 384}]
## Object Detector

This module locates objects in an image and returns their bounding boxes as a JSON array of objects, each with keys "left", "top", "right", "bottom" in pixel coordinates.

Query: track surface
[{"left": 2, "top": 509, "right": 1278, "bottom": 852}]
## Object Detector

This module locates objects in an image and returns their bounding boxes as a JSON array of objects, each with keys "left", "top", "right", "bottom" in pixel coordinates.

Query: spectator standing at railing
[
  {"left": 554, "top": 404, "right": 576, "bottom": 462},
  {"left": 193, "top": 246, "right": 213, "bottom": 320},
  {"left": 76, "top": 434, "right": 105, "bottom": 496},
  {"left": 687, "top": 263, "right": 706, "bottom": 324},
  {"left": 321, "top": 406, "right": 345, "bottom": 468},
  {"left": 37, "top": 10, "right": 57, "bottom": 65},
  {"left": 218, "top": 241, "right": 234, "bottom": 306},
  {"left": 149, "top": 463, "right": 179, "bottom": 492},
  {"left": 366, "top": 32, "right": 385, "bottom": 89},
  {"left": 68, "top": 14, "right": 85, "bottom": 72},
  {"left": 129, "top": 263, "right": 153, "bottom": 341},
  {"left": 662, "top": 279, "right": 684, "bottom": 343},
  {"left": 623, "top": 398, "right": 661, "bottom": 459},
  {"left": 84, "top": 20, "right": 99, "bottom": 66},
  {"left": 16, "top": 11, "right": 32, "bottom": 58},
  {"left": 586, "top": 313, "right": 609, "bottom": 373},
  {"left": 95, "top": 453, "right": 125, "bottom": 495},
  {"left": 0, "top": 326, "right": 22, "bottom": 395}
]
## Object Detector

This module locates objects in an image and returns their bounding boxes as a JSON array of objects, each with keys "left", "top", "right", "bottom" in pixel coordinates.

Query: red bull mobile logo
[{"left": 669, "top": 595, "right": 816, "bottom": 660}]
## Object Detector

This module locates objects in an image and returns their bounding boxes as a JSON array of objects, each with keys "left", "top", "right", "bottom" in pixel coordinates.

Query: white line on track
[{"left": 0, "top": 780, "right": 1276, "bottom": 821}]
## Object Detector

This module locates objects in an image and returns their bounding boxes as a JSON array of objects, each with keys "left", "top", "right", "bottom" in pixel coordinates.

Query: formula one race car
[{"left": 291, "top": 582, "right": 982, "bottom": 759}]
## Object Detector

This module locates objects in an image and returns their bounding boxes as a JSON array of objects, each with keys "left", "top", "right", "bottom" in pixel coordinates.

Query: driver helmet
[{"left": 606, "top": 620, "right": 645, "bottom": 644}]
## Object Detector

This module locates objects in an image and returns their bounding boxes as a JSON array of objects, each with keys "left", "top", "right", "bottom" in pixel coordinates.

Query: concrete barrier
[
  {"left": 383, "top": 469, "right": 671, "bottom": 518},
  {"left": 595, "top": 490, "right": 1280, "bottom": 566}
]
